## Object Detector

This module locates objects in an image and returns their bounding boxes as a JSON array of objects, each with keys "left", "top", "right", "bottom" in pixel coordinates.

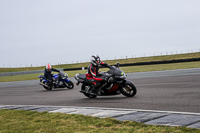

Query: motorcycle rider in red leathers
[{"left": 86, "top": 55, "right": 110, "bottom": 96}]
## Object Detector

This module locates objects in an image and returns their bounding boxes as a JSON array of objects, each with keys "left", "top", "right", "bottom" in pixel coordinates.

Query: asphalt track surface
[{"left": 0, "top": 68, "right": 200, "bottom": 113}]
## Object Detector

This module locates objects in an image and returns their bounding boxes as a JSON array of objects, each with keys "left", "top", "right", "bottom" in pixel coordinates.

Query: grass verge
[
  {"left": 0, "top": 61, "right": 199, "bottom": 82},
  {"left": 0, "top": 109, "right": 199, "bottom": 133},
  {"left": 1, "top": 52, "right": 200, "bottom": 73}
]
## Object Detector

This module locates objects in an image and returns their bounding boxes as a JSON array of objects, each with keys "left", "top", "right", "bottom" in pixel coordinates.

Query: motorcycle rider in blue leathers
[{"left": 44, "top": 64, "right": 60, "bottom": 86}]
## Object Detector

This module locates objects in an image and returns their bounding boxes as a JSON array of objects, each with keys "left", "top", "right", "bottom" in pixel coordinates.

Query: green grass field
[
  {"left": 0, "top": 52, "right": 200, "bottom": 82},
  {"left": 1, "top": 52, "right": 200, "bottom": 73},
  {"left": 0, "top": 61, "right": 199, "bottom": 82},
  {"left": 0, "top": 109, "right": 199, "bottom": 133}
]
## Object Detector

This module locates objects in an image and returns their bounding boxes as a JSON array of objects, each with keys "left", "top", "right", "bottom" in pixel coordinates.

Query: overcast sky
[{"left": 0, "top": 0, "right": 200, "bottom": 67}]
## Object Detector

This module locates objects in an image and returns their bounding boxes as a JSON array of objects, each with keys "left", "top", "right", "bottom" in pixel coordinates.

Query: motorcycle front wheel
[
  {"left": 82, "top": 84, "right": 97, "bottom": 98},
  {"left": 65, "top": 81, "right": 74, "bottom": 89},
  {"left": 120, "top": 80, "right": 137, "bottom": 97}
]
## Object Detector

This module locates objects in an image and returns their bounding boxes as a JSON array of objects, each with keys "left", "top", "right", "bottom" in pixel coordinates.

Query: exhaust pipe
[{"left": 39, "top": 82, "right": 48, "bottom": 88}]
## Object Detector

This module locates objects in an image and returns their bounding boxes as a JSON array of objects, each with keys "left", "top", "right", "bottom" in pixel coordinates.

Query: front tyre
[
  {"left": 81, "top": 84, "right": 97, "bottom": 98},
  {"left": 65, "top": 81, "right": 74, "bottom": 89},
  {"left": 120, "top": 80, "right": 137, "bottom": 97}
]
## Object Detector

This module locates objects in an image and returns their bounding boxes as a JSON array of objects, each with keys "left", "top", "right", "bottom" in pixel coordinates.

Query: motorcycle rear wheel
[
  {"left": 43, "top": 86, "right": 52, "bottom": 90},
  {"left": 120, "top": 81, "right": 137, "bottom": 97},
  {"left": 40, "top": 79, "right": 52, "bottom": 90},
  {"left": 82, "top": 84, "right": 97, "bottom": 98}
]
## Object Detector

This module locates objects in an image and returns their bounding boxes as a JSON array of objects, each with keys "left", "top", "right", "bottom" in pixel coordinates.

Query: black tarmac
[{"left": 0, "top": 68, "right": 200, "bottom": 128}]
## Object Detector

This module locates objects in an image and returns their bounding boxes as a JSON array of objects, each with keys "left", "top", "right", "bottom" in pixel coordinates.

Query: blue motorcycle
[{"left": 39, "top": 71, "right": 74, "bottom": 90}]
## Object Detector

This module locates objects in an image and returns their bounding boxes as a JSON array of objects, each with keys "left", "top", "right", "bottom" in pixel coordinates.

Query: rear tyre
[
  {"left": 40, "top": 80, "right": 52, "bottom": 90},
  {"left": 82, "top": 84, "right": 97, "bottom": 98},
  {"left": 43, "top": 86, "right": 52, "bottom": 90},
  {"left": 120, "top": 81, "right": 137, "bottom": 97}
]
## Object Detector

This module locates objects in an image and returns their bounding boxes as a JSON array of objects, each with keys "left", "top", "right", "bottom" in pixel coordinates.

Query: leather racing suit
[
  {"left": 86, "top": 62, "right": 110, "bottom": 87},
  {"left": 44, "top": 68, "right": 60, "bottom": 81}
]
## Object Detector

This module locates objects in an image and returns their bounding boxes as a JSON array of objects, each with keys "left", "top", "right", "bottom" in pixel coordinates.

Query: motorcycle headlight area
[
  {"left": 120, "top": 72, "right": 127, "bottom": 78},
  {"left": 64, "top": 73, "right": 68, "bottom": 78}
]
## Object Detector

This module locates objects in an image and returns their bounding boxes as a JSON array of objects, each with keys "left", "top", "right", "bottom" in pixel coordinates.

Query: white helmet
[{"left": 91, "top": 55, "right": 101, "bottom": 66}]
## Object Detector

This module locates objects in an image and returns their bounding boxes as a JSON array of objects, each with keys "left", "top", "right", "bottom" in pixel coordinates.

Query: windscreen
[{"left": 107, "top": 66, "right": 123, "bottom": 76}]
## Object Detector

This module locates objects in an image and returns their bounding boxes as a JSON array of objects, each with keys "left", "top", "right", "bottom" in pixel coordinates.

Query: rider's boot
[
  {"left": 55, "top": 81, "right": 59, "bottom": 87},
  {"left": 55, "top": 78, "right": 59, "bottom": 87},
  {"left": 52, "top": 82, "right": 55, "bottom": 88}
]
